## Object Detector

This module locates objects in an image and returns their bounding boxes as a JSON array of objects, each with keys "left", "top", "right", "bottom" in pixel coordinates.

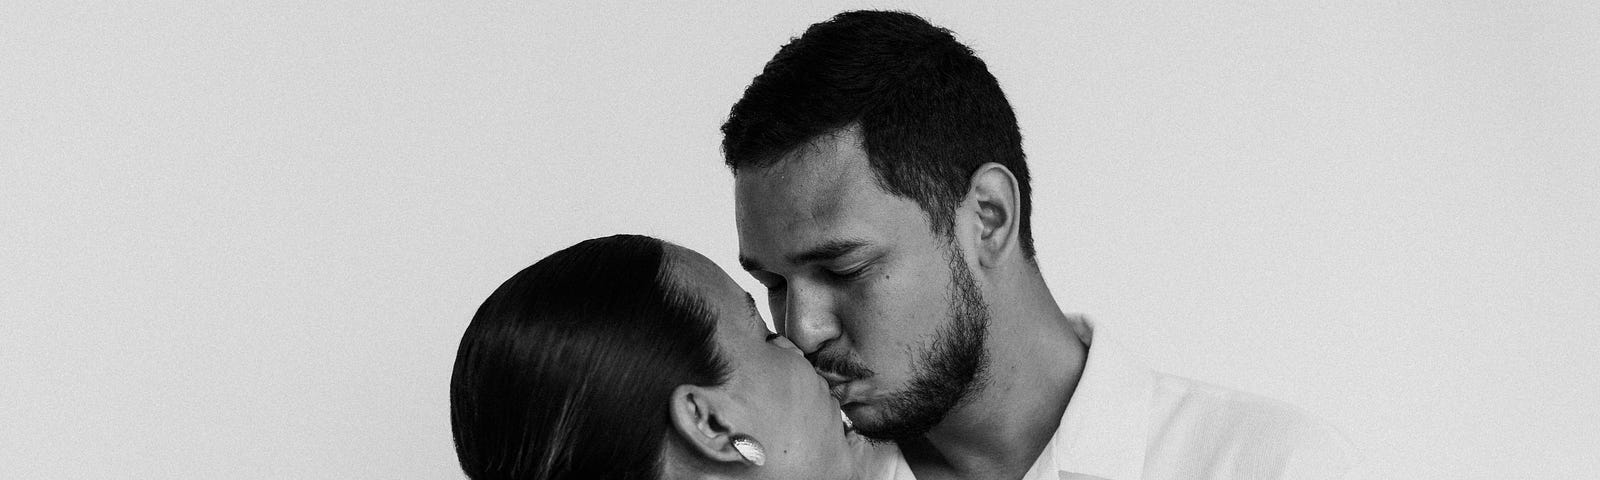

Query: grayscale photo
[{"left": 4, "top": 2, "right": 1596, "bottom": 480}]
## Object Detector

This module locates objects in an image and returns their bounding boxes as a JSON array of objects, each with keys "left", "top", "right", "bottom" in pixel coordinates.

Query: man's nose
[{"left": 782, "top": 284, "right": 840, "bottom": 354}]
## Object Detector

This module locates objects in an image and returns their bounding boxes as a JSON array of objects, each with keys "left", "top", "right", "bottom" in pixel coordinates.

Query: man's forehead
[
  {"left": 735, "top": 178, "right": 873, "bottom": 266},
  {"left": 736, "top": 178, "right": 849, "bottom": 233},
  {"left": 734, "top": 133, "right": 872, "bottom": 224},
  {"left": 737, "top": 137, "right": 861, "bottom": 196},
  {"left": 735, "top": 203, "right": 866, "bottom": 269}
]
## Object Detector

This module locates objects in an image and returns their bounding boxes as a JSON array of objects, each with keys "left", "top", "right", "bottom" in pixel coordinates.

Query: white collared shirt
[{"left": 869, "top": 316, "right": 1355, "bottom": 480}]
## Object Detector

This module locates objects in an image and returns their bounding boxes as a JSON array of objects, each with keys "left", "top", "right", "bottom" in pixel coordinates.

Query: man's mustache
[{"left": 807, "top": 350, "right": 875, "bottom": 379}]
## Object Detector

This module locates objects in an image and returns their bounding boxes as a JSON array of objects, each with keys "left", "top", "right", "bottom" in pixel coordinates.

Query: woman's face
[{"left": 666, "top": 247, "right": 867, "bottom": 480}]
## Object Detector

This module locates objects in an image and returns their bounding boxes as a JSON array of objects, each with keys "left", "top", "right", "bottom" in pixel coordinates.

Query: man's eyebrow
[
  {"left": 739, "top": 238, "right": 871, "bottom": 272},
  {"left": 788, "top": 238, "right": 870, "bottom": 265}
]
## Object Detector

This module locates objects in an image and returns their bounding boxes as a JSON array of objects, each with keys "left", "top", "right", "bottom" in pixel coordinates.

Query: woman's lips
[
  {"left": 829, "top": 381, "right": 851, "bottom": 402},
  {"left": 819, "top": 368, "right": 859, "bottom": 402},
  {"left": 819, "top": 370, "right": 855, "bottom": 387}
]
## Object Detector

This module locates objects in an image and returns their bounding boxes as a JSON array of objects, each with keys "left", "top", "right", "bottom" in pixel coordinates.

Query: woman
[{"left": 450, "top": 235, "right": 895, "bottom": 479}]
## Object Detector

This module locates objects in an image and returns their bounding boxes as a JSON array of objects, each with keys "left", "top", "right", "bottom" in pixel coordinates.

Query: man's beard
[{"left": 855, "top": 247, "right": 991, "bottom": 441}]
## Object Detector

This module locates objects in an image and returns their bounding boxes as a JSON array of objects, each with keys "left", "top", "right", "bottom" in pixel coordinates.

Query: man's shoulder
[{"left": 1144, "top": 373, "right": 1356, "bottom": 479}]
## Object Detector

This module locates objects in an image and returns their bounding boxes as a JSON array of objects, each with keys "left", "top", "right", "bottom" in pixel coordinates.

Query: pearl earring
[{"left": 732, "top": 436, "right": 766, "bottom": 466}]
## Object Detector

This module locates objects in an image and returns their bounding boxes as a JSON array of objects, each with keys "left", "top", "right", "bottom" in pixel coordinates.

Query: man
[{"left": 723, "top": 10, "right": 1354, "bottom": 480}]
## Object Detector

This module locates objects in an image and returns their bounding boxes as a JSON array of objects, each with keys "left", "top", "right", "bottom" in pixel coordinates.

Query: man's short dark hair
[{"left": 722, "top": 10, "right": 1035, "bottom": 258}]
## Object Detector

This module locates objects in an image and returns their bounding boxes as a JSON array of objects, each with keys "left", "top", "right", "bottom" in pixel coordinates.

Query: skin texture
[
  {"left": 733, "top": 127, "right": 985, "bottom": 437},
  {"left": 661, "top": 245, "right": 871, "bottom": 480},
  {"left": 734, "top": 126, "right": 1089, "bottom": 480}
]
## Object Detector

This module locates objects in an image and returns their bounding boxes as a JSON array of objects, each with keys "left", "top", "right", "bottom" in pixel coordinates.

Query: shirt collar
[{"left": 1048, "top": 315, "right": 1152, "bottom": 480}]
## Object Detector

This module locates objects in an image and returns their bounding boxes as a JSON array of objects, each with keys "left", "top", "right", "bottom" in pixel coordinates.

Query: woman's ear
[{"left": 667, "top": 384, "right": 750, "bottom": 465}]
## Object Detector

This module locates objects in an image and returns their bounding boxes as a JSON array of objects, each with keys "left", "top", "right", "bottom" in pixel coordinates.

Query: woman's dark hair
[
  {"left": 721, "top": 10, "right": 1035, "bottom": 258},
  {"left": 450, "top": 234, "right": 731, "bottom": 480}
]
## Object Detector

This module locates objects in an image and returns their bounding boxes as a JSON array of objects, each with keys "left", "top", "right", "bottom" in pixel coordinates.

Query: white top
[{"left": 868, "top": 315, "right": 1355, "bottom": 480}]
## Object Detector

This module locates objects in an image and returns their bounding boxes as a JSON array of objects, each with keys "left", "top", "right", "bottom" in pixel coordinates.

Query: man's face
[{"left": 734, "top": 127, "right": 989, "bottom": 440}]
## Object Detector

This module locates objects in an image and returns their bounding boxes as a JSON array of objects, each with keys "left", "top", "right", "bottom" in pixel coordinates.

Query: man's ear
[
  {"left": 667, "top": 384, "right": 749, "bottom": 465},
  {"left": 962, "top": 162, "right": 1022, "bottom": 269}
]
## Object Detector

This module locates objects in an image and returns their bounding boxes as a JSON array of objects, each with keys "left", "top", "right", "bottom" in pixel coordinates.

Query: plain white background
[{"left": 3, "top": 2, "right": 1596, "bottom": 479}]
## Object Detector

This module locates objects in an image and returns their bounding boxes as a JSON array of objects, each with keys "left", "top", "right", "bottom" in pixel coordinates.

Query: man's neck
[{"left": 899, "top": 273, "right": 1088, "bottom": 480}]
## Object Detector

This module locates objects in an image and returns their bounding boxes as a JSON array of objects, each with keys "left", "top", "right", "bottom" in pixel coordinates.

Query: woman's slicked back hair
[{"left": 450, "top": 234, "right": 730, "bottom": 480}]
